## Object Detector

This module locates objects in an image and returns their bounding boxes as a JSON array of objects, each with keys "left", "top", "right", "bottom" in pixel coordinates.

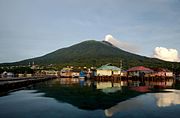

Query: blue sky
[{"left": 0, "top": 0, "right": 180, "bottom": 63}]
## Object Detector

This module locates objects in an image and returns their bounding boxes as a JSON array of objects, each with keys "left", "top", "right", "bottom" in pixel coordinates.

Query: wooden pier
[
  {"left": 93, "top": 75, "right": 176, "bottom": 89},
  {"left": 0, "top": 76, "right": 57, "bottom": 93},
  {"left": 93, "top": 75, "right": 175, "bottom": 85}
]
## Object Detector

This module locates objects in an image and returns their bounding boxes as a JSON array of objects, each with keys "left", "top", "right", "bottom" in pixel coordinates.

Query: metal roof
[
  {"left": 127, "top": 66, "right": 153, "bottom": 72},
  {"left": 97, "top": 64, "right": 121, "bottom": 71},
  {"left": 60, "top": 67, "right": 72, "bottom": 72}
]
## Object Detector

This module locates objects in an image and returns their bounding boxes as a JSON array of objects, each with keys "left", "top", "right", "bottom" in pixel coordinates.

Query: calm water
[{"left": 0, "top": 78, "right": 180, "bottom": 118}]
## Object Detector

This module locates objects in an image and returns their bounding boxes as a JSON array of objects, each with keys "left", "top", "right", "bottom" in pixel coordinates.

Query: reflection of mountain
[
  {"left": 32, "top": 79, "right": 142, "bottom": 110},
  {"left": 105, "top": 97, "right": 144, "bottom": 117},
  {"left": 155, "top": 89, "right": 180, "bottom": 107}
]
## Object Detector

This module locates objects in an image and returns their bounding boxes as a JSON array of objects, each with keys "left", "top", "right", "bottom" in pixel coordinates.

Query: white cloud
[
  {"left": 104, "top": 34, "right": 139, "bottom": 53},
  {"left": 153, "top": 47, "right": 180, "bottom": 62}
]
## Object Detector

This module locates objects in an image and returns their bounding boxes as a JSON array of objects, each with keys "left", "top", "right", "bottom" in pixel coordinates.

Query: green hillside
[{"left": 1, "top": 40, "right": 180, "bottom": 71}]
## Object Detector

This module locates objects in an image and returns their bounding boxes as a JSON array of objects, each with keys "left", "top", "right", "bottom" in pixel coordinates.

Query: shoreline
[{"left": 0, "top": 76, "right": 57, "bottom": 94}]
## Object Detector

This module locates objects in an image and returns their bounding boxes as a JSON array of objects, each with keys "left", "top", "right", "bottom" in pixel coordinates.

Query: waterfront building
[
  {"left": 127, "top": 66, "right": 153, "bottom": 77},
  {"left": 72, "top": 70, "right": 80, "bottom": 78},
  {"left": 18, "top": 74, "right": 24, "bottom": 77},
  {"left": 18, "top": 73, "right": 32, "bottom": 78},
  {"left": 41, "top": 70, "right": 59, "bottom": 77},
  {"left": 152, "top": 68, "right": 173, "bottom": 77},
  {"left": 60, "top": 67, "right": 73, "bottom": 77},
  {"left": 26, "top": 74, "right": 32, "bottom": 77},
  {"left": 96, "top": 64, "right": 121, "bottom": 76}
]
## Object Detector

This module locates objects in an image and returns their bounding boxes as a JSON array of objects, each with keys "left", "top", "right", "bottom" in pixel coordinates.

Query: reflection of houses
[
  {"left": 96, "top": 64, "right": 121, "bottom": 76},
  {"left": 97, "top": 82, "right": 113, "bottom": 89},
  {"left": 145, "top": 80, "right": 174, "bottom": 87},
  {"left": 96, "top": 82, "right": 122, "bottom": 93},
  {"left": 152, "top": 68, "right": 173, "bottom": 77},
  {"left": 127, "top": 66, "right": 153, "bottom": 77},
  {"left": 59, "top": 78, "right": 79, "bottom": 85}
]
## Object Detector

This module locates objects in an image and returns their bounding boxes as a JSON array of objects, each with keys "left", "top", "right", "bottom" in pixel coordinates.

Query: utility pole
[
  {"left": 119, "top": 60, "right": 122, "bottom": 82},
  {"left": 120, "top": 60, "right": 122, "bottom": 70},
  {"left": 119, "top": 60, "right": 123, "bottom": 92}
]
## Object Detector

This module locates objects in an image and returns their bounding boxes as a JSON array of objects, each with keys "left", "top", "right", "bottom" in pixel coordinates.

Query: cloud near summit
[
  {"left": 104, "top": 35, "right": 139, "bottom": 54},
  {"left": 153, "top": 47, "right": 180, "bottom": 62}
]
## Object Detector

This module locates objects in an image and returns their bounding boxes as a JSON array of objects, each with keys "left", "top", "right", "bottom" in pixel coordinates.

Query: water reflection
[
  {"left": 104, "top": 97, "right": 144, "bottom": 117},
  {"left": 155, "top": 89, "right": 180, "bottom": 107},
  {"left": 129, "top": 80, "right": 174, "bottom": 88},
  {"left": 53, "top": 78, "right": 174, "bottom": 89},
  {"left": 144, "top": 80, "right": 174, "bottom": 87},
  {"left": 28, "top": 78, "right": 176, "bottom": 110},
  {"left": 29, "top": 78, "right": 143, "bottom": 110},
  {"left": 59, "top": 78, "right": 80, "bottom": 85},
  {"left": 0, "top": 78, "right": 180, "bottom": 118},
  {"left": 96, "top": 82, "right": 122, "bottom": 93},
  {"left": 0, "top": 90, "right": 105, "bottom": 118},
  {"left": 104, "top": 89, "right": 180, "bottom": 117}
]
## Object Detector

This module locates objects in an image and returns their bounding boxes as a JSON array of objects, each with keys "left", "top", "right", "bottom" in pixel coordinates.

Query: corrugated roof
[
  {"left": 127, "top": 66, "right": 153, "bottom": 72},
  {"left": 61, "top": 67, "right": 72, "bottom": 71},
  {"left": 97, "top": 64, "right": 121, "bottom": 71},
  {"left": 152, "top": 68, "right": 171, "bottom": 72}
]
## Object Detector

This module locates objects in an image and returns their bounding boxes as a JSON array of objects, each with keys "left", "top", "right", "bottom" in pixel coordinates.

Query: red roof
[
  {"left": 127, "top": 66, "right": 153, "bottom": 72},
  {"left": 152, "top": 68, "right": 171, "bottom": 72}
]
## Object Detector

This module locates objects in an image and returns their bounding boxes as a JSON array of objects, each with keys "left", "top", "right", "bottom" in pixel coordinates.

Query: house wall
[
  {"left": 60, "top": 71, "right": 72, "bottom": 77},
  {"left": 18, "top": 74, "right": 24, "bottom": 77},
  {"left": 26, "top": 74, "right": 32, "bottom": 77},
  {"left": 43, "top": 70, "right": 58, "bottom": 76},
  {"left": 96, "top": 70, "right": 121, "bottom": 76},
  {"left": 113, "top": 71, "right": 121, "bottom": 75},
  {"left": 165, "top": 72, "right": 173, "bottom": 77},
  {"left": 153, "top": 72, "right": 173, "bottom": 77},
  {"left": 129, "top": 71, "right": 140, "bottom": 77},
  {"left": 97, "top": 70, "right": 112, "bottom": 76},
  {"left": 157, "top": 72, "right": 166, "bottom": 76},
  {"left": 72, "top": 72, "right": 79, "bottom": 77},
  {"left": 121, "top": 72, "right": 127, "bottom": 77}
]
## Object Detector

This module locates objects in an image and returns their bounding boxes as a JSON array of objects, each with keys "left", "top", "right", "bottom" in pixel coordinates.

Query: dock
[
  {"left": 0, "top": 76, "right": 57, "bottom": 93},
  {"left": 94, "top": 76, "right": 175, "bottom": 82},
  {"left": 94, "top": 76, "right": 176, "bottom": 87}
]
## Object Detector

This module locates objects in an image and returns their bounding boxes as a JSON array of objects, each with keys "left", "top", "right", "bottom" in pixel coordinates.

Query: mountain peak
[
  {"left": 103, "top": 34, "right": 139, "bottom": 54},
  {"left": 1, "top": 39, "right": 179, "bottom": 71},
  {"left": 103, "top": 34, "right": 117, "bottom": 47}
]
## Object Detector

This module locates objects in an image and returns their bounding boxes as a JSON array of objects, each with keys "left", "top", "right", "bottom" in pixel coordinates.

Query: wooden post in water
[
  {"left": 119, "top": 60, "right": 122, "bottom": 85},
  {"left": 173, "top": 74, "right": 176, "bottom": 88}
]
